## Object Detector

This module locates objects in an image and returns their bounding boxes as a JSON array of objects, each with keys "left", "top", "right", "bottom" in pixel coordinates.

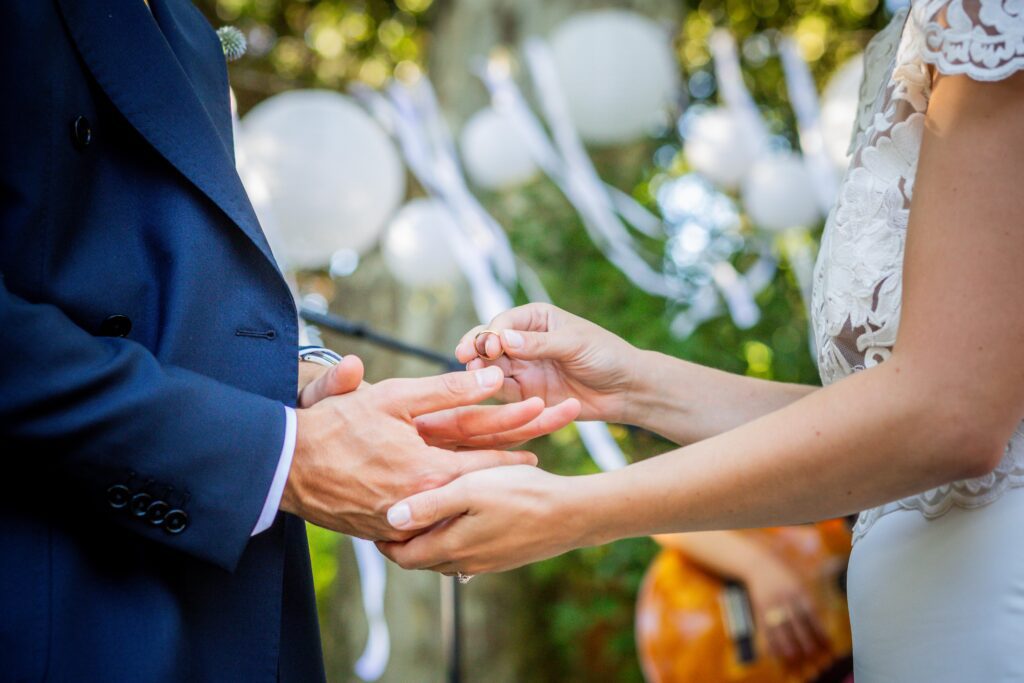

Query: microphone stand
[
  {"left": 299, "top": 306, "right": 465, "bottom": 683},
  {"left": 299, "top": 307, "right": 463, "bottom": 372}
]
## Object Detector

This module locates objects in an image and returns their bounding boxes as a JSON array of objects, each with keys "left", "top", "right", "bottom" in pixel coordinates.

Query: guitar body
[{"left": 635, "top": 521, "right": 853, "bottom": 683}]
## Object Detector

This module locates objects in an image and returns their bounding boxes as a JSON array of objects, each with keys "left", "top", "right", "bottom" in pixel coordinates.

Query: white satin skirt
[{"left": 847, "top": 487, "right": 1024, "bottom": 682}]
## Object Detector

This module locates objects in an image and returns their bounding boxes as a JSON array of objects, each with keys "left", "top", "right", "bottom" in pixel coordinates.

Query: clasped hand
[
  {"left": 376, "top": 304, "right": 642, "bottom": 576},
  {"left": 281, "top": 354, "right": 581, "bottom": 543}
]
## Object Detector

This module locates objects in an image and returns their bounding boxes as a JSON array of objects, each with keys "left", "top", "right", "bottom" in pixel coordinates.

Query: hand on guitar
[
  {"left": 743, "top": 556, "right": 830, "bottom": 665},
  {"left": 641, "top": 527, "right": 851, "bottom": 682}
]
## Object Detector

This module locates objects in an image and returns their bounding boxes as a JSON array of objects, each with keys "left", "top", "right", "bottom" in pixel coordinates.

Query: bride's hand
[
  {"left": 376, "top": 465, "right": 587, "bottom": 575},
  {"left": 456, "top": 303, "right": 640, "bottom": 423}
]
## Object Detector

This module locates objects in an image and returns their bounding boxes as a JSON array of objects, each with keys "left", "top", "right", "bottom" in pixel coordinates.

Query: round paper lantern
[
  {"left": 683, "top": 106, "right": 763, "bottom": 189},
  {"left": 459, "top": 107, "right": 539, "bottom": 191},
  {"left": 240, "top": 90, "right": 405, "bottom": 270},
  {"left": 236, "top": 161, "right": 289, "bottom": 270},
  {"left": 549, "top": 10, "right": 680, "bottom": 145},
  {"left": 821, "top": 55, "right": 864, "bottom": 170},
  {"left": 382, "top": 198, "right": 462, "bottom": 287},
  {"left": 741, "top": 152, "right": 821, "bottom": 232}
]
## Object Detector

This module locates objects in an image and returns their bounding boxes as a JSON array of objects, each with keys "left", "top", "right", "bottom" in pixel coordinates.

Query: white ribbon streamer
[
  {"left": 357, "top": 76, "right": 630, "bottom": 473},
  {"left": 478, "top": 43, "right": 683, "bottom": 300},
  {"left": 776, "top": 37, "right": 829, "bottom": 338},
  {"left": 709, "top": 30, "right": 770, "bottom": 150},
  {"left": 777, "top": 37, "right": 840, "bottom": 212},
  {"left": 352, "top": 538, "right": 390, "bottom": 682}
]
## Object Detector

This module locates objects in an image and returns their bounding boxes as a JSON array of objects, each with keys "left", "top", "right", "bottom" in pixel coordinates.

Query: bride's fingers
[
  {"left": 414, "top": 397, "right": 546, "bottom": 445},
  {"left": 379, "top": 529, "right": 459, "bottom": 572},
  {"left": 455, "top": 325, "right": 488, "bottom": 363},
  {"left": 448, "top": 398, "right": 580, "bottom": 449},
  {"left": 386, "top": 480, "right": 469, "bottom": 535},
  {"left": 487, "top": 304, "right": 556, "bottom": 334},
  {"left": 455, "top": 304, "right": 557, "bottom": 362},
  {"left": 480, "top": 333, "right": 502, "bottom": 360},
  {"left": 498, "top": 328, "right": 579, "bottom": 362}
]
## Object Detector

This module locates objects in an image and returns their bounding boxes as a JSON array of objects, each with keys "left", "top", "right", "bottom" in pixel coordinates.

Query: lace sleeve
[{"left": 914, "top": 0, "right": 1024, "bottom": 80}]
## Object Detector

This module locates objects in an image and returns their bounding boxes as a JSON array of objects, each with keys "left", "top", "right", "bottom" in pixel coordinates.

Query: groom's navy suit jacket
[{"left": 0, "top": 1, "right": 325, "bottom": 681}]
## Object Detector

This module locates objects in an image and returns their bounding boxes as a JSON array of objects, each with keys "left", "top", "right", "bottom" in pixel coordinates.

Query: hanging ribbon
[
  {"left": 356, "top": 76, "right": 630, "bottom": 472},
  {"left": 481, "top": 40, "right": 776, "bottom": 337},
  {"left": 352, "top": 538, "right": 390, "bottom": 682},
  {"left": 478, "top": 41, "right": 683, "bottom": 299},
  {"left": 709, "top": 30, "right": 771, "bottom": 150},
  {"left": 776, "top": 36, "right": 831, "bottom": 355},
  {"left": 777, "top": 37, "right": 839, "bottom": 213}
]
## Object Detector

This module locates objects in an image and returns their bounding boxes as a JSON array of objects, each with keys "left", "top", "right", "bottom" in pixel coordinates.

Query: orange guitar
[{"left": 635, "top": 521, "right": 853, "bottom": 683}]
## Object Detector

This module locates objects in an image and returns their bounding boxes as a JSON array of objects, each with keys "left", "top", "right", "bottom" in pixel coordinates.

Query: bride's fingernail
[
  {"left": 387, "top": 503, "right": 411, "bottom": 528},
  {"left": 455, "top": 342, "right": 467, "bottom": 357},
  {"left": 475, "top": 366, "right": 503, "bottom": 388},
  {"left": 503, "top": 330, "right": 524, "bottom": 349}
]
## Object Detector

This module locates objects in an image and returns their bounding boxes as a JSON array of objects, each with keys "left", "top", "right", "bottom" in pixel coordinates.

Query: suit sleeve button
[
  {"left": 106, "top": 484, "right": 130, "bottom": 509},
  {"left": 71, "top": 116, "right": 93, "bottom": 149},
  {"left": 163, "top": 509, "right": 189, "bottom": 534},
  {"left": 145, "top": 500, "right": 170, "bottom": 526},
  {"left": 129, "top": 492, "right": 152, "bottom": 517},
  {"left": 99, "top": 314, "right": 132, "bottom": 338}
]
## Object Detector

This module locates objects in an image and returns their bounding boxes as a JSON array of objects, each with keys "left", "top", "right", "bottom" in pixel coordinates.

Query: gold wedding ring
[
  {"left": 474, "top": 329, "right": 504, "bottom": 361},
  {"left": 764, "top": 606, "right": 790, "bottom": 627}
]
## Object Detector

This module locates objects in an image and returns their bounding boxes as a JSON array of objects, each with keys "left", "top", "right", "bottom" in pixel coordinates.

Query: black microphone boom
[{"left": 299, "top": 307, "right": 462, "bottom": 372}]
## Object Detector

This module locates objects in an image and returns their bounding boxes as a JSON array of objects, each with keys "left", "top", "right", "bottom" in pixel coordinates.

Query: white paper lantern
[
  {"left": 236, "top": 161, "right": 290, "bottom": 270},
  {"left": 821, "top": 56, "right": 864, "bottom": 170},
  {"left": 683, "top": 106, "right": 764, "bottom": 189},
  {"left": 459, "top": 107, "right": 539, "bottom": 191},
  {"left": 240, "top": 90, "right": 405, "bottom": 270},
  {"left": 549, "top": 10, "right": 680, "bottom": 145},
  {"left": 741, "top": 152, "right": 821, "bottom": 232},
  {"left": 382, "top": 198, "right": 462, "bottom": 287}
]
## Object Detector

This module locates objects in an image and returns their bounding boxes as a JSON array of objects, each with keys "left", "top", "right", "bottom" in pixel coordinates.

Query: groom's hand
[
  {"left": 297, "top": 355, "right": 582, "bottom": 451},
  {"left": 281, "top": 363, "right": 540, "bottom": 541},
  {"left": 297, "top": 357, "right": 366, "bottom": 408}
]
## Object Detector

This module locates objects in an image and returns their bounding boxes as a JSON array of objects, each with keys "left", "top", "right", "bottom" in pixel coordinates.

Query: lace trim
[
  {"left": 915, "top": 0, "right": 1024, "bottom": 81},
  {"left": 816, "top": 0, "right": 1024, "bottom": 544},
  {"left": 852, "top": 426, "right": 1024, "bottom": 543},
  {"left": 849, "top": 8, "right": 910, "bottom": 155}
]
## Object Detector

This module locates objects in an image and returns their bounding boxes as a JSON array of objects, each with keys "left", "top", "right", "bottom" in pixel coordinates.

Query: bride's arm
[
  {"left": 379, "top": 70, "right": 1024, "bottom": 574},
  {"left": 457, "top": 304, "right": 817, "bottom": 446},
  {"left": 625, "top": 351, "right": 816, "bottom": 445},
  {"left": 588, "top": 69, "right": 1024, "bottom": 539}
]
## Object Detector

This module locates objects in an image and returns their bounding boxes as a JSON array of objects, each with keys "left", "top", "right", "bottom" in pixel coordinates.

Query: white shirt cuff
[{"left": 252, "top": 405, "right": 297, "bottom": 536}]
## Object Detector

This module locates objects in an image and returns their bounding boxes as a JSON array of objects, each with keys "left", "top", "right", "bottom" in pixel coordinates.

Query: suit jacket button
[
  {"left": 163, "top": 509, "right": 189, "bottom": 534},
  {"left": 100, "top": 314, "right": 132, "bottom": 337},
  {"left": 106, "top": 484, "right": 130, "bottom": 509},
  {"left": 129, "top": 492, "right": 152, "bottom": 517},
  {"left": 146, "top": 500, "right": 170, "bottom": 526},
  {"left": 71, "top": 116, "right": 93, "bottom": 149}
]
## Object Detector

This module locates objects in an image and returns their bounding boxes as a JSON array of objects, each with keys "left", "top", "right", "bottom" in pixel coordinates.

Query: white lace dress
[{"left": 810, "top": 0, "right": 1024, "bottom": 679}]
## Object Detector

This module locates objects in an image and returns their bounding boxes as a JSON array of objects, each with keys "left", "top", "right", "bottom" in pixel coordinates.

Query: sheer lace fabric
[{"left": 809, "top": 0, "right": 1024, "bottom": 543}]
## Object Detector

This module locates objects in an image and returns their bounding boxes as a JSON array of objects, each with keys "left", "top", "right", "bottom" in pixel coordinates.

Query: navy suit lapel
[
  {"left": 54, "top": 0, "right": 280, "bottom": 271},
  {"left": 148, "top": 0, "right": 236, "bottom": 159}
]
